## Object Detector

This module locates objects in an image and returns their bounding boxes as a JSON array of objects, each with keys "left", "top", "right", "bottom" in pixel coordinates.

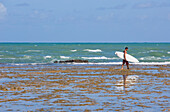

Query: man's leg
[
  {"left": 121, "top": 60, "right": 125, "bottom": 69},
  {"left": 126, "top": 61, "right": 129, "bottom": 69}
]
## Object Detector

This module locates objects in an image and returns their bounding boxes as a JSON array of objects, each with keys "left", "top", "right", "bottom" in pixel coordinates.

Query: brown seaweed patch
[
  {"left": 53, "top": 99, "right": 70, "bottom": 103},
  {"left": 136, "top": 104, "right": 151, "bottom": 108}
]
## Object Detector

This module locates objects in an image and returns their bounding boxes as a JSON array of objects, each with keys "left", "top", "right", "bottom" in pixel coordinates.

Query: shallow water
[{"left": 0, "top": 64, "right": 169, "bottom": 111}]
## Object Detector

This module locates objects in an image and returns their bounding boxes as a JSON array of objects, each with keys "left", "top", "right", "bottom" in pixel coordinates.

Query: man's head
[{"left": 125, "top": 47, "right": 128, "bottom": 50}]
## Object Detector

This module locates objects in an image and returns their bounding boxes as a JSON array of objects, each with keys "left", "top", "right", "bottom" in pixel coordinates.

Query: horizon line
[{"left": 0, "top": 41, "right": 170, "bottom": 43}]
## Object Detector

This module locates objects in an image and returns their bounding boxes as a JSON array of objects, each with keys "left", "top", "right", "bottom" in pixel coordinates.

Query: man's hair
[{"left": 125, "top": 47, "right": 128, "bottom": 49}]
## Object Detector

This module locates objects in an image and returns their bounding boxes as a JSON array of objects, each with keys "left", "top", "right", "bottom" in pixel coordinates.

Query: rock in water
[{"left": 54, "top": 59, "right": 88, "bottom": 63}]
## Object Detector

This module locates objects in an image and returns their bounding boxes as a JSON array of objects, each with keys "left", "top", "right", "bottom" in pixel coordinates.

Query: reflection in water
[
  {"left": 123, "top": 75, "right": 127, "bottom": 91},
  {"left": 116, "top": 75, "right": 139, "bottom": 91}
]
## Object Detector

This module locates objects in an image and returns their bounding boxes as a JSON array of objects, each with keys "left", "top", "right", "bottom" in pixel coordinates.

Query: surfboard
[{"left": 115, "top": 51, "right": 139, "bottom": 63}]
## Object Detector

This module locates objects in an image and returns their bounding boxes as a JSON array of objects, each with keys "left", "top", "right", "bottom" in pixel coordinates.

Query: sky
[{"left": 0, "top": 0, "right": 170, "bottom": 42}]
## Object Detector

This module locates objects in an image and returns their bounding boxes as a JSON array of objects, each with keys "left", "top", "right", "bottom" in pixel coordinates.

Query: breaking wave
[
  {"left": 60, "top": 56, "right": 70, "bottom": 59},
  {"left": 81, "top": 56, "right": 118, "bottom": 60},
  {"left": 25, "top": 50, "right": 42, "bottom": 52},
  {"left": 140, "top": 56, "right": 162, "bottom": 60},
  {"left": 70, "top": 50, "right": 77, "bottom": 52},
  {"left": 83, "top": 49, "right": 102, "bottom": 52},
  {"left": 44, "top": 56, "right": 52, "bottom": 59}
]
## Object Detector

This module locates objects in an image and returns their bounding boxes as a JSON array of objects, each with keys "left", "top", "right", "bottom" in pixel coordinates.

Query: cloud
[
  {"left": 158, "top": 2, "right": 170, "bottom": 8},
  {"left": 0, "top": 3, "right": 7, "bottom": 20},
  {"left": 97, "top": 4, "right": 127, "bottom": 10},
  {"left": 133, "top": 2, "right": 170, "bottom": 9},
  {"left": 133, "top": 3, "right": 155, "bottom": 9},
  {"left": 16, "top": 3, "right": 30, "bottom": 7},
  {"left": 30, "top": 10, "right": 54, "bottom": 21},
  {"left": 96, "top": 13, "right": 114, "bottom": 21}
]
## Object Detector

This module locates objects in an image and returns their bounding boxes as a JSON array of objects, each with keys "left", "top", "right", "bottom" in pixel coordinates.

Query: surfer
[{"left": 121, "top": 47, "right": 129, "bottom": 69}]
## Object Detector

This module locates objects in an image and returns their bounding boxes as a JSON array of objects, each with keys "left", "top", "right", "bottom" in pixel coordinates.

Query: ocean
[
  {"left": 0, "top": 43, "right": 170, "bottom": 111},
  {"left": 0, "top": 43, "right": 169, "bottom": 65}
]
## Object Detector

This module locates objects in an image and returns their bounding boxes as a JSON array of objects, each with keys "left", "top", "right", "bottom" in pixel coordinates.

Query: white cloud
[
  {"left": 96, "top": 13, "right": 114, "bottom": 21},
  {"left": 0, "top": 3, "right": 7, "bottom": 20},
  {"left": 133, "top": 3, "right": 154, "bottom": 9}
]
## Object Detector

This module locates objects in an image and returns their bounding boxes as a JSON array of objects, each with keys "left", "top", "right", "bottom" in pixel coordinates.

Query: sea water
[{"left": 0, "top": 43, "right": 169, "bottom": 65}]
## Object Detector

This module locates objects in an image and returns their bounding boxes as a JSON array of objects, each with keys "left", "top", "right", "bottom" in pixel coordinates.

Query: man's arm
[{"left": 124, "top": 51, "right": 127, "bottom": 60}]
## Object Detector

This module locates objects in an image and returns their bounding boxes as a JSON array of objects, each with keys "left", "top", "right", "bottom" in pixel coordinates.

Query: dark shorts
[{"left": 122, "top": 60, "right": 129, "bottom": 65}]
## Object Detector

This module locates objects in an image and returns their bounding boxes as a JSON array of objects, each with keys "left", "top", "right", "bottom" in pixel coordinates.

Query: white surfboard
[{"left": 115, "top": 51, "right": 139, "bottom": 63}]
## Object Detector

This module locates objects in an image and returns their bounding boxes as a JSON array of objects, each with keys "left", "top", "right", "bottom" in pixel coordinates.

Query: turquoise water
[{"left": 0, "top": 43, "right": 169, "bottom": 64}]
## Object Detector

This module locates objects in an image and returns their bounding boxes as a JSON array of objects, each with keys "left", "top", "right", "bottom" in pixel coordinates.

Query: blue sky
[{"left": 0, "top": 0, "right": 170, "bottom": 42}]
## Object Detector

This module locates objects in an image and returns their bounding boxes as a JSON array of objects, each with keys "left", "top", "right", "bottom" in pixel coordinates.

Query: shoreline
[{"left": 0, "top": 61, "right": 169, "bottom": 66}]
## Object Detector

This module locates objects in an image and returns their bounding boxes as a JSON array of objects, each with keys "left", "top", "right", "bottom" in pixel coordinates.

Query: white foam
[
  {"left": 70, "top": 50, "right": 77, "bottom": 52},
  {"left": 11, "top": 63, "right": 47, "bottom": 66},
  {"left": 25, "top": 50, "right": 42, "bottom": 52},
  {"left": 0, "top": 58, "right": 16, "bottom": 60},
  {"left": 140, "top": 56, "right": 161, "bottom": 60},
  {"left": 72, "top": 62, "right": 170, "bottom": 65},
  {"left": 168, "top": 52, "right": 170, "bottom": 54},
  {"left": 132, "top": 62, "right": 170, "bottom": 65},
  {"left": 44, "top": 56, "right": 52, "bottom": 59},
  {"left": 60, "top": 56, "right": 70, "bottom": 59},
  {"left": 150, "top": 50, "right": 163, "bottom": 52},
  {"left": 23, "top": 55, "right": 31, "bottom": 59},
  {"left": 73, "top": 62, "right": 122, "bottom": 65},
  {"left": 83, "top": 49, "right": 102, "bottom": 52},
  {"left": 82, "top": 56, "right": 118, "bottom": 60},
  {"left": 0, "top": 51, "right": 8, "bottom": 52}
]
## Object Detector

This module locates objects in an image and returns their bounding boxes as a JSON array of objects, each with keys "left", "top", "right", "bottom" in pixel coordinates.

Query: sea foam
[
  {"left": 25, "top": 50, "right": 42, "bottom": 52},
  {"left": 0, "top": 58, "right": 16, "bottom": 60},
  {"left": 82, "top": 56, "right": 118, "bottom": 60},
  {"left": 60, "top": 56, "right": 70, "bottom": 59},
  {"left": 70, "top": 50, "right": 77, "bottom": 52},
  {"left": 83, "top": 49, "right": 102, "bottom": 52},
  {"left": 72, "top": 62, "right": 170, "bottom": 65},
  {"left": 140, "top": 56, "right": 161, "bottom": 60},
  {"left": 44, "top": 56, "right": 52, "bottom": 59}
]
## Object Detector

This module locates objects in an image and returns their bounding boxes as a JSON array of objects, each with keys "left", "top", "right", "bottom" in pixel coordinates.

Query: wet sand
[{"left": 0, "top": 64, "right": 169, "bottom": 111}]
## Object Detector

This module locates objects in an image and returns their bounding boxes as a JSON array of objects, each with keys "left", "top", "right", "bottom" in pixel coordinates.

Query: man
[{"left": 121, "top": 47, "right": 129, "bottom": 69}]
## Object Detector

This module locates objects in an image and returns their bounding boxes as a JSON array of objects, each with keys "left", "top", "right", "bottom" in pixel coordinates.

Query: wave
[
  {"left": 44, "top": 56, "right": 52, "bottom": 59},
  {"left": 23, "top": 55, "right": 31, "bottom": 59},
  {"left": 0, "top": 58, "right": 16, "bottom": 60},
  {"left": 149, "top": 50, "right": 164, "bottom": 52},
  {"left": 60, "top": 56, "right": 70, "bottom": 59},
  {"left": 0, "top": 51, "right": 8, "bottom": 53},
  {"left": 10, "top": 63, "right": 48, "bottom": 66},
  {"left": 138, "top": 50, "right": 164, "bottom": 54},
  {"left": 0, "top": 56, "right": 31, "bottom": 60},
  {"left": 82, "top": 56, "right": 118, "bottom": 60},
  {"left": 70, "top": 50, "right": 77, "bottom": 52},
  {"left": 168, "top": 52, "right": 170, "bottom": 54},
  {"left": 140, "top": 56, "right": 162, "bottom": 60},
  {"left": 72, "top": 62, "right": 170, "bottom": 65},
  {"left": 25, "top": 50, "right": 42, "bottom": 52},
  {"left": 2, "top": 61, "right": 170, "bottom": 66},
  {"left": 83, "top": 49, "right": 102, "bottom": 52}
]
